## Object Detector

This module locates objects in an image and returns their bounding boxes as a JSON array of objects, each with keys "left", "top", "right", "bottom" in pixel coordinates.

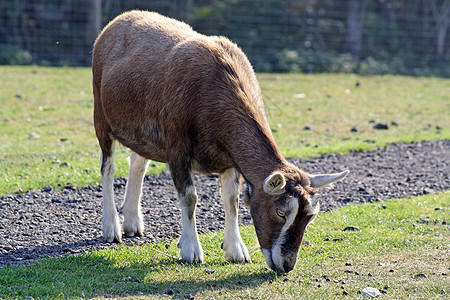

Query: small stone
[
  {"left": 373, "top": 123, "right": 389, "bottom": 130},
  {"left": 121, "top": 276, "right": 133, "bottom": 282},
  {"left": 343, "top": 226, "right": 360, "bottom": 232},
  {"left": 15, "top": 93, "right": 22, "bottom": 99},
  {"left": 343, "top": 290, "right": 349, "bottom": 295},
  {"left": 303, "top": 125, "right": 312, "bottom": 131},
  {"left": 414, "top": 273, "right": 427, "bottom": 279},
  {"left": 434, "top": 207, "right": 443, "bottom": 210},
  {"left": 368, "top": 273, "right": 373, "bottom": 277},
  {"left": 379, "top": 289, "right": 387, "bottom": 294},
  {"left": 42, "top": 185, "right": 52, "bottom": 192},
  {"left": 27, "top": 132, "right": 40, "bottom": 140},
  {"left": 355, "top": 81, "right": 360, "bottom": 87},
  {"left": 302, "top": 240, "right": 311, "bottom": 246},
  {"left": 436, "top": 125, "right": 442, "bottom": 130},
  {"left": 350, "top": 127, "right": 358, "bottom": 132},
  {"left": 165, "top": 288, "right": 174, "bottom": 295},
  {"left": 293, "top": 93, "right": 306, "bottom": 99},
  {"left": 423, "top": 188, "right": 434, "bottom": 195},
  {"left": 419, "top": 218, "right": 430, "bottom": 224},
  {"left": 345, "top": 262, "right": 352, "bottom": 266},
  {"left": 391, "top": 121, "right": 399, "bottom": 126},
  {"left": 364, "top": 139, "right": 376, "bottom": 144},
  {"left": 389, "top": 269, "right": 394, "bottom": 273},
  {"left": 205, "top": 268, "right": 216, "bottom": 274},
  {"left": 361, "top": 287, "right": 381, "bottom": 297}
]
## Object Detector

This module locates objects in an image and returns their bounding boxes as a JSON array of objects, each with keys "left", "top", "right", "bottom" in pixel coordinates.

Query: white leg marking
[
  {"left": 177, "top": 186, "right": 204, "bottom": 263},
  {"left": 101, "top": 142, "right": 122, "bottom": 243},
  {"left": 220, "top": 169, "right": 251, "bottom": 263},
  {"left": 122, "top": 152, "right": 149, "bottom": 237},
  {"left": 271, "top": 198, "right": 299, "bottom": 271}
]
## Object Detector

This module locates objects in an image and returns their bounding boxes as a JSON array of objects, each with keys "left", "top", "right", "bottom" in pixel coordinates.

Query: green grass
[
  {"left": 1, "top": 66, "right": 449, "bottom": 195},
  {"left": 259, "top": 74, "right": 449, "bottom": 157},
  {"left": 1, "top": 192, "right": 448, "bottom": 299}
]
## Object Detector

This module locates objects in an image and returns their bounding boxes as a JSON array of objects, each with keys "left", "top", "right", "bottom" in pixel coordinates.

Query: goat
[{"left": 92, "top": 10, "right": 349, "bottom": 273}]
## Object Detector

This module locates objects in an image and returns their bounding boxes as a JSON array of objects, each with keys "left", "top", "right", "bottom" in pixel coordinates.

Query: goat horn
[{"left": 310, "top": 170, "right": 349, "bottom": 188}]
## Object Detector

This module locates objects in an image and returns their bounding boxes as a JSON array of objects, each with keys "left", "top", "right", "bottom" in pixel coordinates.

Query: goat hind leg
[
  {"left": 169, "top": 155, "right": 203, "bottom": 263},
  {"left": 122, "top": 152, "right": 149, "bottom": 237},
  {"left": 100, "top": 141, "right": 122, "bottom": 243}
]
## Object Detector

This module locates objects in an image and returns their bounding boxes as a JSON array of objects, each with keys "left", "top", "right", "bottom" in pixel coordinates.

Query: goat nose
[{"left": 283, "top": 260, "right": 294, "bottom": 273}]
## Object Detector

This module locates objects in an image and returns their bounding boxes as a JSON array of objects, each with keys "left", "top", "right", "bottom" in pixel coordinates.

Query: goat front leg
[
  {"left": 168, "top": 155, "right": 204, "bottom": 263},
  {"left": 122, "top": 152, "right": 149, "bottom": 237},
  {"left": 220, "top": 168, "right": 251, "bottom": 263}
]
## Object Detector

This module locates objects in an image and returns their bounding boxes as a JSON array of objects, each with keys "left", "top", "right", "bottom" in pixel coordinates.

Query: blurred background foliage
[{"left": 0, "top": 0, "right": 449, "bottom": 76}]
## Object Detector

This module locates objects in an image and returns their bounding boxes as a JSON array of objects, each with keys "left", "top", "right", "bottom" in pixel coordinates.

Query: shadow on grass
[
  {"left": 92, "top": 255, "right": 279, "bottom": 298},
  {"left": 1, "top": 244, "right": 279, "bottom": 299}
]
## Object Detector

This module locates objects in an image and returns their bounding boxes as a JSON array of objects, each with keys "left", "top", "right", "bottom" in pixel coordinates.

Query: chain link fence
[{"left": 1, "top": 0, "right": 449, "bottom": 76}]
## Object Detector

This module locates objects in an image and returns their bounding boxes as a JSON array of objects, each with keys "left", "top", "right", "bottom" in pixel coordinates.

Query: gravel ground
[{"left": 0, "top": 140, "right": 448, "bottom": 267}]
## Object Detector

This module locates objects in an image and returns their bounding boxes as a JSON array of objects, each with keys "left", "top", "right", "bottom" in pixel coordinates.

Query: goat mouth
[{"left": 261, "top": 248, "right": 276, "bottom": 271}]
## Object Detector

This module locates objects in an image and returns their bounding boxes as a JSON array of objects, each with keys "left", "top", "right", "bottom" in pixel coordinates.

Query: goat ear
[
  {"left": 263, "top": 172, "right": 286, "bottom": 194},
  {"left": 310, "top": 170, "right": 349, "bottom": 189}
]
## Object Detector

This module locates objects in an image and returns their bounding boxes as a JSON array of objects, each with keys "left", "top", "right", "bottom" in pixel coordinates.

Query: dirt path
[{"left": 0, "top": 140, "right": 448, "bottom": 267}]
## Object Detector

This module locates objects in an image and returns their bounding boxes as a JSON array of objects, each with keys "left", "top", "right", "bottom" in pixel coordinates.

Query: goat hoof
[
  {"left": 122, "top": 213, "right": 144, "bottom": 238},
  {"left": 105, "top": 234, "right": 122, "bottom": 243}
]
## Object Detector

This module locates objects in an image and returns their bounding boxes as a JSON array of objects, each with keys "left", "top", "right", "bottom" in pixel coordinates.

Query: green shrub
[{"left": 0, "top": 45, "right": 33, "bottom": 65}]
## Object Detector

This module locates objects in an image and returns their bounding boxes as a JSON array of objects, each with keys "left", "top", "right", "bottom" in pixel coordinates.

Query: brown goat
[{"left": 92, "top": 10, "right": 348, "bottom": 273}]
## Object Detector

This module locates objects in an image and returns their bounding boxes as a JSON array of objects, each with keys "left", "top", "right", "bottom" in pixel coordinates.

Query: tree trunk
[
  {"left": 429, "top": 0, "right": 450, "bottom": 59},
  {"left": 343, "top": 0, "right": 368, "bottom": 58},
  {"left": 86, "top": 0, "right": 102, "bottom": 46}
]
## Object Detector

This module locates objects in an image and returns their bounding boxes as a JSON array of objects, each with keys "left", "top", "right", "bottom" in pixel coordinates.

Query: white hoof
[
  {"left": 102, "top": 213, "right": 122, "bottom": 243},
  {"left": 222, "top": 238, "right": 252, "bottom": 263},
  {"left": 122, "top": 210, "right": 144, "bottom": 237},
  {"left": 177, "top": 235, "right": 204, "bottom": 263}
]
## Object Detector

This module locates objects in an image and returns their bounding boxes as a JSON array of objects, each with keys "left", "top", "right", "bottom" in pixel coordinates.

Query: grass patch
[
  {"left": 1, "top": 192, "right": 448, "bottom": 299},
  {"left": 1, "top": 66, "right": 449, "bottom": 194},
  {"left": 259, "top": 74, "right": 449, "bottom": 158}
]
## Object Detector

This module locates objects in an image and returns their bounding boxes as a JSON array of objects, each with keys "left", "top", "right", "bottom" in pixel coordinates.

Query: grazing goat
[{"left": 92, "top": 10, "right": 349, "bottom": 273}]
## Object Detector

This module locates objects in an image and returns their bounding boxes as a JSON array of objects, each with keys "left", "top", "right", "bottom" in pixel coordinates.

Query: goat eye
[{"left": 276, "top": 209, "right": 286, "bottom": 218}]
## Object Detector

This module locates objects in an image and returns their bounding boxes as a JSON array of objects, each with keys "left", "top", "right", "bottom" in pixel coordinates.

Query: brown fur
[{"left": 93, "top": 10, "right": 327, "bottom": 272}]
